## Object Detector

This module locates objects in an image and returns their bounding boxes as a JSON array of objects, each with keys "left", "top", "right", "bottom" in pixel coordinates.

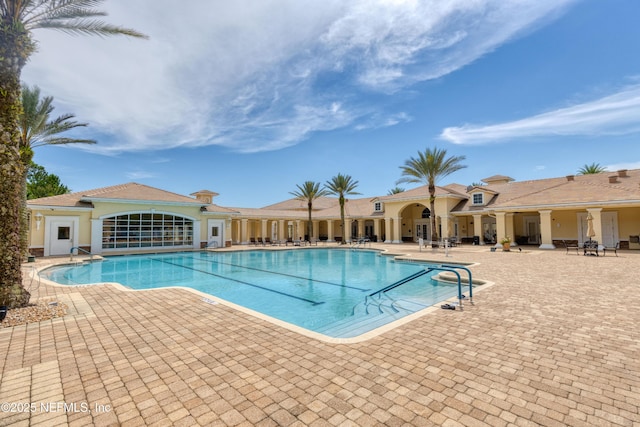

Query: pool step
[{"left": 317, "top": 299, "right": 428, "bottom": 338}]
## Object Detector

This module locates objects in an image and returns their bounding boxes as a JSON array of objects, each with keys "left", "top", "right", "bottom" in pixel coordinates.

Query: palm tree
[
  {"left": 387, "top": 186, "right": 405, "bottom": 195},
  {"left": 0, "top": 0, "right": 146, "bottom": 308},
  {"left": 19, "top": 84, "right": 96, "bottom": 160},
  {"left": 397, "top": 147, "right": 466, "bottom": 243},
  {"left": 18, "top": 84, "right": 96, "bottom": 258},
  {"left": 290, "top": 181, "right": 328, "bottom": 241},
  {"left": 578, "top": 163, "right": 607, "bottom": 175},
  {"left": 325, "top": 174, "right": 360, "bottom": 243}
]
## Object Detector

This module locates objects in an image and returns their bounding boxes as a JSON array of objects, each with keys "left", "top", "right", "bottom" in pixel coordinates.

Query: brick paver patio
[{"left": 1, "top": 244, "right": 639, "bottom": 426}]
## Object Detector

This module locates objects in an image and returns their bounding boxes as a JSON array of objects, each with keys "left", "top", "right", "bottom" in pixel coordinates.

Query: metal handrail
[
  {"left": 438, "top": 264, "right": 474, "bottom": 304},
  {"left": 70, "top": 246, "right": 93, "bottom": 261}
]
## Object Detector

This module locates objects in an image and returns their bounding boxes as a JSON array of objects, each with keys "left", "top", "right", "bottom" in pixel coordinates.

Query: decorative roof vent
[
  {"left": 608, "top": 175, "right": 618, "bottom": 184},
  {"left": 617, "top": 169, "right": 628, "bottom": 178},
  {"left": 566, "top": 175, "right": 574, "bottom": 181}
]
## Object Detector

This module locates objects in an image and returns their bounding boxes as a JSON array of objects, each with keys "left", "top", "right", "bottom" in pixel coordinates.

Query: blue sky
[{"left": 22, "top": 0, "right": 640, "bottom": 207}]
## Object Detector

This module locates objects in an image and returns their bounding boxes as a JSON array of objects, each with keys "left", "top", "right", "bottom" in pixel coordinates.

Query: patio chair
[
  {"left": 603, "top": 242, "right": 619, "bottom": 257},
  {"left": 583, "top": 240, "right": 599, "bottom": 256},
  {"left": 563, "top": 240, "right": 579, "bottom": 255}
]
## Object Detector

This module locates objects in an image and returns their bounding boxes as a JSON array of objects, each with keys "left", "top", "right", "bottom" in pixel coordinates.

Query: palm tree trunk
[
  {"left": 339, "top": 196, "right": 345, "bottom": 244},
  {"left": 0, "top": 27, "right": 31, "bottom": 308},
  {"left": 429, "top": 184, "right": 438, "bottom": 244},
  {"left": 307, "top": 201, "right": 313, "bottom": 241}
]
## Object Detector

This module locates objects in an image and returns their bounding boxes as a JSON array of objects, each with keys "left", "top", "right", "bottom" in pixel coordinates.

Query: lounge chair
[
  {"left": 249, "top": 237, "right": 257, "bottom": 246},
  {"left": 603, "top": 242, "right": 619, "bottom": 257},
  {"left": 264, "top": 237, "right": 273, "bottom": 245},
  {"left": 256, "top": 237, "right": 264, "bottom": 246}
]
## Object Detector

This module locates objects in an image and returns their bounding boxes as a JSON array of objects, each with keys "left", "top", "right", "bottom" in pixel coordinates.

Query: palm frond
[{"left": 17, "top": 0, "right": 148, "bottom": 38}]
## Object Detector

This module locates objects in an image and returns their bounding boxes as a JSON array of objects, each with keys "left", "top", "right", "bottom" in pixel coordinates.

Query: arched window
[
  {"left": 102, "top": 213, "right": 193, "bottom": 249},
  {"left": 421, "top": 208, "right": 431, "bottom": 219}
]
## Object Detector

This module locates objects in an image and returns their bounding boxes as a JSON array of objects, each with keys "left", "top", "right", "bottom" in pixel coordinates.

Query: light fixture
[{"left": 35, "top": 212, "right": 43, "bottom": 230}]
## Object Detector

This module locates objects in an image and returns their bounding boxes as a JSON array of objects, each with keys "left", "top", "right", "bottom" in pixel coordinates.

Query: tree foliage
[
  {"left": 27, "top": 162, "right": 69, "bottom": 199},
  {"left": 397, "top": 147, "right": 466, "bottom": 242},
  {"left": 290, "top": 181, "right": 328, "bottom": 241},
  {"left": 578, "top": 163, "right": 607, "bottom": 175},
  {"left": 325, "top": 174, "right": 360, "bottom": 243}
]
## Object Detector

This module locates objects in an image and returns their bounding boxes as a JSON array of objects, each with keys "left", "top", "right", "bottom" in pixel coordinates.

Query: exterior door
[
  {"left": 414, "top": 220, "right": 430, "bottom": 242},
  {"left": 524, "top": 216, "right": 540, "bottom": 244},
  {"left": 46, "top": 217, "right": 79, "bottom": 256},
  {"left": 207, "top": 219, "right": 224, "bottom": 248},
  {"left": 601, "top": 212, "right": 618, "bottom": 247}
]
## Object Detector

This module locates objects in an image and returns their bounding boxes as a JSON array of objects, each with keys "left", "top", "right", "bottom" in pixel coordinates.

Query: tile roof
[
  {"left": 453, "top": 169, "right": 640, "bottom": 212},
  {"left": 28, "top": 182, "right": 206, "bottom": 208}
]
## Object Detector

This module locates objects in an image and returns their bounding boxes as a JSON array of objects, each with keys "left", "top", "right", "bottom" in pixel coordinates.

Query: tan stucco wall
[
  {"left": 28, "top": 210, "right": 93, "bottom": 248},
  {"left": 29, "top": 201, "right": 231, "bottom": 251}
]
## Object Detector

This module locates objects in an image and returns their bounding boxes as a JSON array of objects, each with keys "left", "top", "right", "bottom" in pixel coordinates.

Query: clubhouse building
[{"left": 26, "top": 169, "right": 640, "bottom": 257}]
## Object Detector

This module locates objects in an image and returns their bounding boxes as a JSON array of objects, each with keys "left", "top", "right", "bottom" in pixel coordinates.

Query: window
[
  {"left": 472, "top": 193, "right": 484, "bottom": 205},
  {"left": 421, "top": 208, "right": 430, "bottom": 219},
  {"left": 102, "top": 213, "right": 193, "bottom": 249},
  {"left": 58, "top": 227, "right": 70, "bottom": 240},
  {"left": 374, "top": 202, "right": 383, "bottom": 212}
]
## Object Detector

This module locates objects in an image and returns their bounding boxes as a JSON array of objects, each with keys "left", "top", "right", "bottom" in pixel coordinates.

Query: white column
[
  {"left": 90, "top": 219, "right": 103, "bottom": 255},
  {"left": 505, "top": 213, "right": 516, "bottom": 247},
  {"left": 278, "top": 219, "right": 286, "bottom": 241},
  {"left": 495, "top": 212, "right": 506, "bottom": 247},
  {"left": 385, "top": 217, "right": 393, "bottom": 243},
  {"left": 374, "top": 219, "right": 381, "bottom": 242},
  {"left": 241, "top": 219, "right": 248, "bottom": 244},
  {"left": 393, "top": 216, "right": 402, "bottom": 244},
  {"left": 193, "top": 220, "right": 201, "bottom": 249},
  {"left": 344, "top": 218, "right": 352, "bottom": 243},
  {"left": 538, "top": 210, "right": 555, "bottom": 249},
  {"left": 473, "top": 214, "right": 483, "bottom": 245}
]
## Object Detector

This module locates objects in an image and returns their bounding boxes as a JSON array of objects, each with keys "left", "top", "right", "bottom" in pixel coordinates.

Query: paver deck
[{"left": 1, "top": 244, "right": 639, "bottom": 426}]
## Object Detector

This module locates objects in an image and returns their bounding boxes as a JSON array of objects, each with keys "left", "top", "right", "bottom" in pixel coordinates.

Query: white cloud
[
  {"left": 440, "top": 84, "right": 640, "bottom": 144},
  {"left": 22, "top": 0, "right": 577, "bottom": 154},
  {"left": 126, "top": 170, "right": 157, "bottom": 180},
  {"left": 605, "top": 161, "right": 640, "bottom": 171}
]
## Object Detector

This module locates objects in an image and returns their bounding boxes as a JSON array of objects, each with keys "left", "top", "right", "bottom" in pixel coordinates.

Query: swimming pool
[{"left": 41, "top": 249, "right": 467, "bottom": 339}]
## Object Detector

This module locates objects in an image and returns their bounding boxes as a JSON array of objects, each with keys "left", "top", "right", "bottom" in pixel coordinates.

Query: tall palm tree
[
  {"left": 290, "top": 181, "right": 328, "bottom": 241},
  {"left": 578, "top": 163, "right": 607, "bottom": 175},
  {"left": 0, "top": 0, "right": 146, "bottom": 308},
  {"left": 325, "top": 174, "right": 360, "bottom": 244},
  {"left": 397, "top": 147, "right": 466, "bottom": 243}
]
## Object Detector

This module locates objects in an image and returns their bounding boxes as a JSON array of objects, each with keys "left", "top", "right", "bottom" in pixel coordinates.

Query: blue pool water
[{"left": 41, "top": 249, "right": 463, "bottom": 338}]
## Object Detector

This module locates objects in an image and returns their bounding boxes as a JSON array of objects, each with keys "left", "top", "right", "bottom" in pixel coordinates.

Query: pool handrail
[
  {"left": 437, "top": 264, "right": 474, "bottom": 304},
  {"left": 70, "top": 246, "right": 94, "bottom": 261}
]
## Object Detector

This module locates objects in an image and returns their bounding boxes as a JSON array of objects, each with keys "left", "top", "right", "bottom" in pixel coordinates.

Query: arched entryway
[{"left": 399, "top": 203, "right": 432, "bottom": 243}]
